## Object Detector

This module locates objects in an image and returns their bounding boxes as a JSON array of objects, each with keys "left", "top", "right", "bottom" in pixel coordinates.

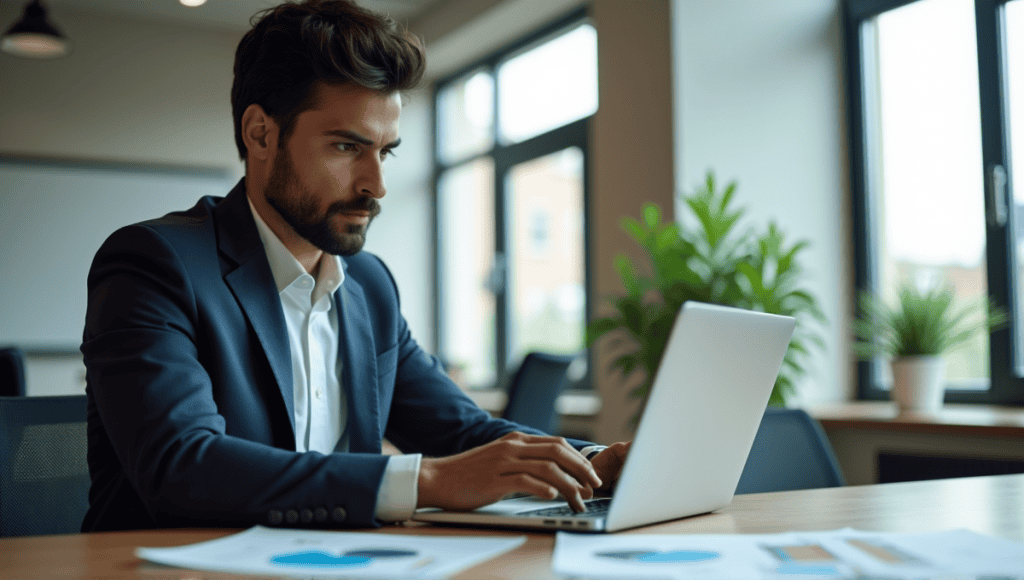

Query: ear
[{"left": 241, "top": 103, "right": 278, "bottom": 162}]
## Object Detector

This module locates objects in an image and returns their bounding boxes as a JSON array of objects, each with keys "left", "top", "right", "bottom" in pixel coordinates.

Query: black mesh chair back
[
  {"left": 0, "top": 347, "right": 27, "bottom": 397},
  {"left": 0, "top": 395, "right": 89, "bottom": 537},
  {"left": 501, "top": 352, "right": 575, "bottom": 434},
  {"left": 735, "top": 407, "right": 846, "bottom": 494}
]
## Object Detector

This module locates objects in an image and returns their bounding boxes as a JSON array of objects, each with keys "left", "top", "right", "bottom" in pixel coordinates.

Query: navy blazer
[{"left": 81, "top": 180, "right": 587, "bottom": 532}]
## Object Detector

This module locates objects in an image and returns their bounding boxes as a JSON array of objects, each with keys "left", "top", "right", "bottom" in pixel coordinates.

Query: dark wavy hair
[{"left": 231, "top": 0, "right": 425, "bottom": 160}]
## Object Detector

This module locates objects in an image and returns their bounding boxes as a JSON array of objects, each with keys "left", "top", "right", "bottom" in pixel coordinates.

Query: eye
[
  {"left": 380, "top": 148, "right": 396, "bottom": 161},
  {"left": 335, "top": 142, "right": 359, "bottom": 153}
]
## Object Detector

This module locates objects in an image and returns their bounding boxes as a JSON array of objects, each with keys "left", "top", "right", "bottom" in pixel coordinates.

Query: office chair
[
  {"left": 0, "top": 347, "right": 27, "bottom": 396},
  {"left": 0, "top": 395, "right": 90, "bottom": 537},
  {"left": 735, "top": 407, "right": 846, "bottom": 494},
  {"left": 501, "top": 352, "right": 576, "bottom": 434}
]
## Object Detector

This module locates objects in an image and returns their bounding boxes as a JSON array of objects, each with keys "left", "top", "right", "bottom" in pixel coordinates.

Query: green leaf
[
  {"left": 777, "top": 240, "right": 809, "bottom": 274},
  {"left": 654, "top": 224, "right": 680, "bottom": 254},
  {"left": 630, "top": 382, "right": 652, "bottom": 400},
  {"left": 614, "top": 254, "right": 641, "bottom": 296},
  {"left": 586, "top": 317, "right": 621, "bottom": 347},
  {"left": 643, "top": 203, "right": 662, "bottom": 228},
  {"left": 622, "top": 217, "right": 645, "bottom": 243},
  {"left": 612, "top": 352, "right": 640, "bottom": 376}
]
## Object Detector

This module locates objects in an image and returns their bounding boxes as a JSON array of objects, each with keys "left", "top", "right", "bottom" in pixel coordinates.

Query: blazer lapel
[
  {"left": 215, "top": 181, "right": 295, "bottom": 434},
  {"left": 337, "top": 268, "right": 382, "bottom": 453}
]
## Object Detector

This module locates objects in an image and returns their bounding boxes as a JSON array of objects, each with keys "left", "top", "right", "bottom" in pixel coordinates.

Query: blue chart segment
[
  {"left": 345, "top": 549, "right": 419, "bottom": 559},
  {"left": 270, "top": 547, "right": 419, "bottom": 568},
  {"left": 270, "top": 551, "right": 372, "bottom": 568},
  {"left": 596, "top": 550, "right": 721, "bottom": 563}
]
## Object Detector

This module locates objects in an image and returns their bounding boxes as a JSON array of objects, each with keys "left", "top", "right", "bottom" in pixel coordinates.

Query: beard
[{"left": 263, "top": 146, "right": 381, "bottom": 257}]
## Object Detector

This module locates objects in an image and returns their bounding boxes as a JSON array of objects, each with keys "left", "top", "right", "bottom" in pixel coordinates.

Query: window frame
[
  {"left": 431, "top": 8, "right": 594, "bottom": 388},
  {"left": 844, "top": 0, "right": 1024, "bottom": 404}
]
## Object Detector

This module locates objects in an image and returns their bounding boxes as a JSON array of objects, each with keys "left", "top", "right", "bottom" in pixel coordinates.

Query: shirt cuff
[
  {"left": 579, "top": 445, "right": 607, "bottom": 461},
  {"left": 373, "top": 453, "right": 421, "bottom": 522}
]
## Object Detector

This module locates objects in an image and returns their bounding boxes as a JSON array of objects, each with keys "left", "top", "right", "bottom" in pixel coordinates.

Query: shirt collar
[{"left": 247, "top": 197, "right": 345, "bottom": 300}]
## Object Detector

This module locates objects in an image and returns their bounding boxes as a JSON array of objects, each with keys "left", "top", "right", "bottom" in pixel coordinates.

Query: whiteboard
[{"left": 0, "top": 155, "right": 238, "bottom": 350}]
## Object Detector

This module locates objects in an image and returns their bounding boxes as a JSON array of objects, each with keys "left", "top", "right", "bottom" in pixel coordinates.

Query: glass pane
[
  {"left": 1005, "top": 0, "right": 1024, "bottom": 371},
  {"left": 497, "top": 24, "right": 597, "bottom": 144},
  {"left": 439, "top": 158, "right": 496, "bottom": 388},
  {"left": 506, "top": 148, "right": 585, "bottom": 364},
  {"left": 437, "top": 70, "right": 494, "bottom": 165},
  {"left": 870, "top": 0, "right": 990, "bottom": 389}
]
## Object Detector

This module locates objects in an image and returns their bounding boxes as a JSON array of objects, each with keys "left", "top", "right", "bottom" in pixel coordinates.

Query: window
[
  {"left": 846, "top": 0, "right": 1024, "bottom": 403},
  {"left": 434, "top": 12, "right": 595, "bottom": 389}
]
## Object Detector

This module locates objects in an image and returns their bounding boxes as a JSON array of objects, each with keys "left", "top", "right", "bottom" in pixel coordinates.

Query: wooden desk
[{"left": 4, "top": 474, "right": 1023, "bottom": 579}]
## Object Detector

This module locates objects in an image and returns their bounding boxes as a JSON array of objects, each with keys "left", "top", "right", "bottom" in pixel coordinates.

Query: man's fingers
[
  {"left": 510, "top": 439, "right": 603, "bottom": 489},
  {"left": 418, "top": 433, "right": 611, "bottom": 513},
  {"left": 589, "top": 441, "right": 632, "bottom": 490},
  {"left": 501, "top": 459, "right": 593, "bottom": 512}
]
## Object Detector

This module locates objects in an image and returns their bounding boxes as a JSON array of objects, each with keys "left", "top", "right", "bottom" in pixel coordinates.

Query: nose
[{"left": 356, "top": 155, "right": 387, "bottom": 199}]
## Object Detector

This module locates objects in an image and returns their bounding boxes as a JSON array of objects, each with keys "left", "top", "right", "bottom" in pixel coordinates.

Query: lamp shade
[{"left": 1, "top": 0, "right": 70, "bottom": 59}]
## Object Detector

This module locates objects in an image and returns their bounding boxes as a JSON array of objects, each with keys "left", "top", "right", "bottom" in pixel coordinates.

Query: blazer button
[
  {"left": 268, "top": 510, "right": 283, "bottom": 525},
  {"left": 314, "top": 507, "right": 328, "bottom": 523},
  {"left": 332, "top": 507, "right": 347, "bottom": 522},
  {"left": 286, "top": 510, "right": 299, "bottom": 524},
  {"left": 300, "top": 509, "right": 313, "bottom": 524}
]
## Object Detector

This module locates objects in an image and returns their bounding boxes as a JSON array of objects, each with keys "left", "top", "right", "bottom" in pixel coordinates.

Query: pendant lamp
[{"left": 2, "top": 0, "right": 70, "bottom": 59}]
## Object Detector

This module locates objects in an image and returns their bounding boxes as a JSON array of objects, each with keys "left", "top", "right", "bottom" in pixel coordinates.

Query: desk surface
[{"left": 4, "top": 474, "right": 1023, "bottom": 579}]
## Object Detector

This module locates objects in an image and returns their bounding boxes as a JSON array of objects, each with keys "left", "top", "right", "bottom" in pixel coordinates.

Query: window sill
[{"left": 807, "top": 401, "right": 1024, "bottom": 438}]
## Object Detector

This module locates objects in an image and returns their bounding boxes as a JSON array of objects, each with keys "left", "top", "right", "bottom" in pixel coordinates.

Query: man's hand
[
  {"left": 589, "top": 441, "right": 631, "bottom": 491},
  {"left": 417, "top": 432, "right": 603, "bottom": 513}
]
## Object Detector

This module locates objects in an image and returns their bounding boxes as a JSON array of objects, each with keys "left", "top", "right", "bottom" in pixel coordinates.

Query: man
[{"left": 81, "top": 0, "right": 627, "bottom": 532}]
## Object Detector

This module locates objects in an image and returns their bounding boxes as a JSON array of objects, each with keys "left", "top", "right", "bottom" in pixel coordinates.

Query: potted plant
[
  {"left": 587, "top": 172, "right": 826, "bottom": 414},
  {"left": 852, "top": 283, "right": 1007, "bottom": 412}
]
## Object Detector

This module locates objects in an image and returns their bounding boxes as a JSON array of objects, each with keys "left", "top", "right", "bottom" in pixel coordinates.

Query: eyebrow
[{"left": 326, "top": 129, "right": 401, "bottom": 149}]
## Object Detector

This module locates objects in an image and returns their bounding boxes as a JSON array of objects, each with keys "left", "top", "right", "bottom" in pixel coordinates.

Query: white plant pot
[{"left": 890, "top": 355, "right": 947, "bottom": 412}]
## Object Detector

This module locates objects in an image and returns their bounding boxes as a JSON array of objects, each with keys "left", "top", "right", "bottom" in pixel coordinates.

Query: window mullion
[{"left": 976, "top": 0, "right": 1024, "bottom": 403}]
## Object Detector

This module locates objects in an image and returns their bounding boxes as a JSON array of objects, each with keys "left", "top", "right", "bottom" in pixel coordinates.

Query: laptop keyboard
[{"left": 522, "top": 498, "right": 611, "bottom": 519}]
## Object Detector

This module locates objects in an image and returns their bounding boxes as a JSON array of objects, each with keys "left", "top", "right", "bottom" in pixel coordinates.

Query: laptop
[{"left": 412, "top": 301, "right": 796, "bottom": 533}]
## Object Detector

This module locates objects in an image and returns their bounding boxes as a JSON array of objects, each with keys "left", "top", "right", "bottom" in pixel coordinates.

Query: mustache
[{"left": 327, "top": 197, "right": 381, "bottom": 218}]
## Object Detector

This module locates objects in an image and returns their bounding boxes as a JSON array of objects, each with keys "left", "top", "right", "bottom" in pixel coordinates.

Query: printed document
[
  {"left": 553, "top": 528, "right": 1024, "bottom": 579},
  {"left": 136, "top": 525, "right": 525, "bottom": 579}
]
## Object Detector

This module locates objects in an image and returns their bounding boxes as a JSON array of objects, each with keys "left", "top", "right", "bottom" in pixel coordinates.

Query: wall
[
  {"left": 0, "top": 4, "right": 434, "bottom": 394},
  {"left": 589, "top": 0, "right": 676, "bottom": 444},
  {"left": 672, "top": 0, "right": 853, "bottom": 405}
]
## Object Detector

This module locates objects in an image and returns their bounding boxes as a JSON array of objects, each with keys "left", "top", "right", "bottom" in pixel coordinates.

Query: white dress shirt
[{"left": 248, "top": 199, "right": 419, "bottom": 521}]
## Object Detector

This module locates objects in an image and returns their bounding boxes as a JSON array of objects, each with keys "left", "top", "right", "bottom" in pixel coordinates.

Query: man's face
[{"left": 264, "top": 83, "right": 402, "bottom": 256}]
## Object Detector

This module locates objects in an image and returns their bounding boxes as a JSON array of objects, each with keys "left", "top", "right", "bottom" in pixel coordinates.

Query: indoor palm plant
[
  {"left": 587, "top": 172, "right": 826, "bottom": 411},
  {"left": 852, "top": 283, "right": 1007, "bottom": 411}
]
